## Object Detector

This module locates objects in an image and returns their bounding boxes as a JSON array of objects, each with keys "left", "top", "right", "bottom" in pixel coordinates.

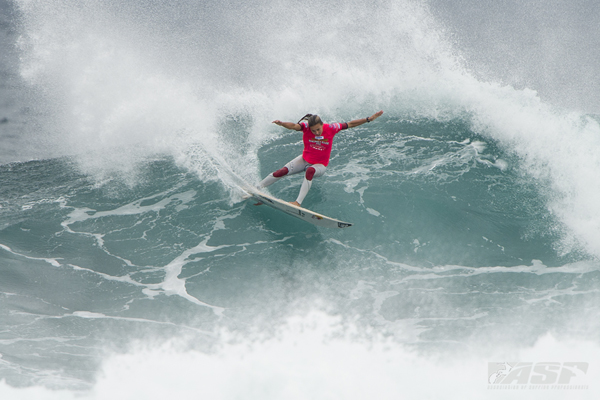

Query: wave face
[{"left": 1, "top": 0, "right": 600, "bottom": 398}]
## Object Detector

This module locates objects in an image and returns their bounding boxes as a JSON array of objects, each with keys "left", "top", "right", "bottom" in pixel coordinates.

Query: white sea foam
[
  {"left": 0, "top": 243, "right": 62, "bottom": 267},
  {"left": 0, "top": 311, "right": 598, "bottom": 399},
  {"left": 51, "top": 189, "right": 236, "bottom": 312}
]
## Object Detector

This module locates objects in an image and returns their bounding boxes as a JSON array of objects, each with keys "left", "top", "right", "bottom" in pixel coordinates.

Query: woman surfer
[{"left": 258, "top": 111, "right": 384, "bottom": 206}]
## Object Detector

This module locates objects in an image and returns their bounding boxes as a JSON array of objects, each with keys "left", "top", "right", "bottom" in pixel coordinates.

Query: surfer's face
[{"left": 310, "top": 123, "right": 323, "bottom": 136}]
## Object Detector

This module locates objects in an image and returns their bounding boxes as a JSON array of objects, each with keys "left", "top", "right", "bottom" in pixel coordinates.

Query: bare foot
[
  {"left": 289, "top": 201, "right": 300, "bottom": 207},
  {"left": 254, "top": 202, "right": 263, "bottom": 206}
]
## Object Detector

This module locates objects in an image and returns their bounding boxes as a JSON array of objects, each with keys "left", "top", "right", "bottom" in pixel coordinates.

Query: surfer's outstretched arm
[
  {"left": 272, "top": 120, "right": 303, "bottom": 131},
  {"left": 346, "top": 110, "right": 384, "bottom": 129}
]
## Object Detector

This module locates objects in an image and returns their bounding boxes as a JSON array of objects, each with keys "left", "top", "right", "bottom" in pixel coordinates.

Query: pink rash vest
[{"left": 300, "top": 121, "right": 347, "bottom": 166}]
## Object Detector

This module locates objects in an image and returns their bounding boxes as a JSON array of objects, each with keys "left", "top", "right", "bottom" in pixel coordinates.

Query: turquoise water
[{"left": 1, "top": 0, "right": 600, "bottom": 398}]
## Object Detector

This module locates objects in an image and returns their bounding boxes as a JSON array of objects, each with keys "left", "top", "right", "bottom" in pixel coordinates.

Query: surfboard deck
[{"left": 243, "top": 187, "right": 353, "bottom": 229}]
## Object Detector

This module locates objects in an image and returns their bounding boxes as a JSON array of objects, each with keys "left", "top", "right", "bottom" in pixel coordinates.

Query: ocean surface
[{"left": 1, "top": 0, "right": 600, "bottom": 399}]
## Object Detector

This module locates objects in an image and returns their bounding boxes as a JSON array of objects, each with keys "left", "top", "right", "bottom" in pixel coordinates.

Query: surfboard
[{"left": 243, "top": 186, "right": 353, "bottom": 229}]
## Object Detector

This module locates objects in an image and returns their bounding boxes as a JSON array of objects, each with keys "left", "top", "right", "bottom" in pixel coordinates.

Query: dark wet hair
[
  {"left": 297, "top": 113, "right": 323, "bottom": 127},
  {"left": 308, "top": 115, "right": 323, "bottom": 127}
]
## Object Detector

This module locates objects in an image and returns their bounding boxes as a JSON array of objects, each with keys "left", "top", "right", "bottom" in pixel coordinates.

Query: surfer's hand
[
  {"left": 347, "top": 111, "right": 384, "bottom": 128},
  {"left": 370, "top": 110, "right": 383, "bottom": 121},
  {"left": 272, "top": 120, "right": 303, "bottom": 131}
]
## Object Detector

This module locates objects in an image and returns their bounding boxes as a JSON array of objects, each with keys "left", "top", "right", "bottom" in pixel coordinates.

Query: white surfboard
[{"left": 243, "top": 187, "right": 353, "bottom": 229}]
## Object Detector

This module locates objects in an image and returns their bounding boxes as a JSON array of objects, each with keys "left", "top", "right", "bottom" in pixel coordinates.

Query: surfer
[{"left": 258, "top": 111, "right": 384, "bottom": 206}]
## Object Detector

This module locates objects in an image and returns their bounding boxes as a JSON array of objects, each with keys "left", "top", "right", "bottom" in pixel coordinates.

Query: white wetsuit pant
[{"left": 258, "top": 155, "right": 326, "bottom": 205}]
